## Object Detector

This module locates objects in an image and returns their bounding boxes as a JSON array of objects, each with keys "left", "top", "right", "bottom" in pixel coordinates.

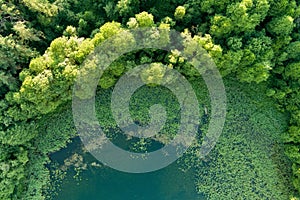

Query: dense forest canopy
[{"left": 0, "top": 0, "right": 300, "bottom": 199}]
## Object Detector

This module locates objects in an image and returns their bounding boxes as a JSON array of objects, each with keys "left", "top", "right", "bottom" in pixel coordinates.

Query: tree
[
  {"left": 135, "top": 11, "right": 155, "bottom": 27},
  {"left": 174, "top": 6, "right": 186, "bottom": 20},
  {"left": 267, "top": 15, "right": 295, "bottom": 36},
  {"left": 117, "top": 0, "right": 140, "bottom": 19}
]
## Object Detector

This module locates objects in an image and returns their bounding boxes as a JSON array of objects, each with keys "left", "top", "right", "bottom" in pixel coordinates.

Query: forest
[{"left": 1, "top": 0, "right": 300, "bottom": 199}]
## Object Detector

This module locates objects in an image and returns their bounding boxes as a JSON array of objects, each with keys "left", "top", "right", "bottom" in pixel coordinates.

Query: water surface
[{"left": 51, "top": 138, "right": 205, "bottom": 200}]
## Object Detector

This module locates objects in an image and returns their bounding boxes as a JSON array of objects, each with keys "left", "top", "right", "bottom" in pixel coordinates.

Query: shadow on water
[{"left": 49, "top": 137, "right": 205, "bottom": 200}]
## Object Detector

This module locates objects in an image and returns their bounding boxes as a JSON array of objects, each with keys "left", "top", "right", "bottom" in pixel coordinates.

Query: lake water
[{"left": 50, "top": 138, "right": 205, "bottom": 200}]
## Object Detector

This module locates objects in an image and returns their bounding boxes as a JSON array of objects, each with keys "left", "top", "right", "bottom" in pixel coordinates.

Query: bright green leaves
[
  {"left": 18, "top": 70, "right": 56, "bottom": 115},
  {"left": 174, "top": 6, "right": 186, "bottom": 20},
  {"left": 135, "top": 12, "right": 155, "bottom": 27},
  {"left": 210, "top": 15, "right": 233, "bottom": 38},
  {"left": 168, "top": 49, "right": 185, "bottom": 65},
  {"left": 192, "top": 34, "right": 223, "bottom": 59},
  {"left": 99, "top": 76, "right": 117, "bottom": 89},
  {"left": 246, "top": 34, "right": 274, "bottom": 63},
  {"left": 29, "top": 56, "right": 48, "bottom": 74},
  {"left": 21, "top": 70, "right": 52, "bottom": 96},
  {"left": 63, "top": 26, "right": 77, "bottom": 37},
  {"left": 48, "top": 37, "right": 69, "bottom": 65},
  {"left": 73, "top": 38, "right": 94, "bottom": 64},
  {"left": 99, "top": 22, "right": 123, "bottom": 39},
  {"left": 227, "top": 0, "right": 251, "bottom": 30},
  {"left": 127, "top": 18, "right": 139, "bottom": 29},
  {"left": 226, "top": 0, "right": 269, "bottom": 33},
  {"left": 185, "top": 0, "right": 275, "bottom": 84},
  {"left": 13, "top": 21, "right": 42, "bottom": 42},
  {"left": 286, "top": 144, "right": 300, "bottom": 164},
  {"left": 285, "top": 126, "right": 300, "bottom": 143},
  {"left": 22, "top": 0, "right": 58, "bottom": 17},
  {"left": 10, "top": 35, "right": 94, "bottom": 119},
  {"left": 240, "top": 49, "right": 256, "bottom": 66},
  {"left": 234, "top": 33, "right": 273, "bottom": 83},
  {"left": 217, "top": 32, "right": 273, "bottom": 83},
  {"left": 99, "top": 61, "right": 126, "bottom": 89},
  {"left": 253, "top": 0, "right": 270, "bottom": 16},
  {"left": 140, "top": 63, "right": 167, "bottom": 85},
  {"left": 218, "top": 50, "right": 243, "bottom": 76},
  {"left": 238, "top": 62, "right": 271, "bottom": 83},
  {"left": 267, "top": 15, "right": 294, "bottom": 36}
]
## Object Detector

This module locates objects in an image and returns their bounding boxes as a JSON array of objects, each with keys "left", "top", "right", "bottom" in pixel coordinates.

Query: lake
[{"left": 50, "top": 138, "right": 205, "bottom": 200}]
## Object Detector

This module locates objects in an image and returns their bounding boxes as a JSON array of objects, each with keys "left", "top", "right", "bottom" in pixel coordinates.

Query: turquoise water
[{"left": 50, "top": 138, "right": 205, "bottom": 200}]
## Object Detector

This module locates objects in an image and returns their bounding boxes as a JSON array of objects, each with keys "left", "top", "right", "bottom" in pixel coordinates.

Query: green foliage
[
  {"left": 0, "top": 146, "right": 29, "bottom": 199},
  {"left": 117, "top": 0, "right": 140, "bottom": 19},
  {"left": 135, "top": 12, "right": 155, "bottom": 27},
  {"left": 174, "top": 6, "right": 186, "bottom": 20},
  {"left": 227, "top": 0, "right": 269, "bottom": 33},
  {"left": 0, "top": 34, "right": 37, "bottom": 97},
  {"left": 19, "top": 103, "right": 77, "bottom": 200},
  {"left": 22, "top": 0, "right": 58, "bottom": 17},
  {"left": 237, "top": 62, "right": 271, "bottom": 83},
  {"left": 286, "top": 41, "right": 300, "bottom": 61},
  {"left": 0, "top": 0, "right": 299, "bottom": 199},
  {"left": 21, "top": 154, "right": 50, "bottom": 200},
  {"left": 209, "top": 15, "right": 233, "bottom": 38},
  {"left": 285, "top": 62, "right": 300, "bottom": 80},
  {"left": 140, "top": 63, "right": 167, "bottom": 85},
  {"left": 0, "top": 122, "right": 38, "bottom": 146},
  {"left": 5, "top": 35, "right": 95, "bottom": 121},
  {"left": 63, "top": 26, "right": 77, "bottom": 37},
  {"left": 13, "top": 21, "right": 42, "bottom": 42},
  {"left": 268, "top": 0, "right": 297, "bottom": 16},
  {"left": 267, "top": 15, "right": 295, "bottom": 36},
  {"left": 196, "top": 79, "right": 293, "bottom": 199},
  {"left": 98, "top": 22, "right": 123, "bottom": 39}
]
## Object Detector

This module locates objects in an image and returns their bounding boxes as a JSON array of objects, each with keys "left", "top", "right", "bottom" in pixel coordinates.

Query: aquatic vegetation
[{"left": 196, "top": 79, "right": 293, "bottom": 199}]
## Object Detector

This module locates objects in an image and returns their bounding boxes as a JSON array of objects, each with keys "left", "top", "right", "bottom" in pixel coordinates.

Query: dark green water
[{"left": 50, "top": 138, "right": 205, "bottom": 200}]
